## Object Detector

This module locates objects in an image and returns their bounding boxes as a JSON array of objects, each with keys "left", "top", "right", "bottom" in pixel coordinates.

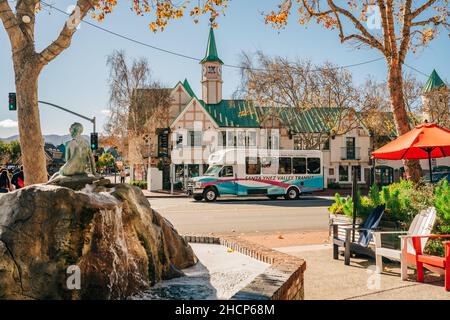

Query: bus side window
[
  {"left": 307, "top": 157, "right": 321, "bottom": 174},
  {"left": 246, "top": 157, "right": 261, "bottom": 175},
  {"left": 278, "top": 157, "right": 292, "bottom": 174},
  {"left": 293, "top": 157, "right": 306, "bottom": 174},
  {"left": 261, "top": 157, "right": 278, "bottom": 175}
]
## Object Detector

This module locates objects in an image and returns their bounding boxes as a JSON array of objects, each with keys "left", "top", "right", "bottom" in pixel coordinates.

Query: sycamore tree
[
  {"left": 265, "top": 0, "right": 449, "bottom": 182},
  {"left": 0, "top": 0, "right": 228, "bottom": 185},
  {"left": 237, "top": 52, "right": 365, "bottom": 150}
]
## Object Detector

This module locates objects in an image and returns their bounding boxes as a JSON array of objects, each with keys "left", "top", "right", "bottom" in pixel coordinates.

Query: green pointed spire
[
  {"left": 200, "top": 27, "right": 223, "bottom": 64},
  {"left": 423, "top": 69, "right": 446, "bottom": 93},
  {"left": 182, "top": 78, "right": 197, "bottom": 98}
]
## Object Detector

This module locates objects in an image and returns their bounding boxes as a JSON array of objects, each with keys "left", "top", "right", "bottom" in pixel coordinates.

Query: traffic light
[
  {"left": 8, "top": 93, "right": 16, "bottom": 111},
  {"left": 90, "top": 132, "right": 98, "bottom": 151}
]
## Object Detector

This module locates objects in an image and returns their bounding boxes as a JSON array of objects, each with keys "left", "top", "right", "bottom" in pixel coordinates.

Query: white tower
[{"left": 200, "top": 27, "right": 223, "bottom": 105}]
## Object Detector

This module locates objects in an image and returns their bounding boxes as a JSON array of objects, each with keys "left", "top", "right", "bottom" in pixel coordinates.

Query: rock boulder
[{"left": 0, "top": 182, "right": 197, "bottom": 300}]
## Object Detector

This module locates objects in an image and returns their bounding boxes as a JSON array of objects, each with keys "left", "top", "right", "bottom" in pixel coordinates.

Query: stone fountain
[
  {"left": 0, "top": 123, "right": 197, "bottom": 299},
  {"left": 0, "top": 123, "right": 307, "bottom": 300}
]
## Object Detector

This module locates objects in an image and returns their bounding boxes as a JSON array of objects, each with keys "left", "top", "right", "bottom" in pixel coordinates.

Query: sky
[{"left": 0, "top": 0, "right": 449, "bottom": 138}]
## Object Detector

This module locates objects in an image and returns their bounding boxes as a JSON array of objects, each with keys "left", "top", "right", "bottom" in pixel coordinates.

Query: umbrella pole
[
  {"left": 428, "top": 150, "right": 433, "bottom": 183},
  {"left": 351, "top": 168, "right": 358, "bottom": 242}
]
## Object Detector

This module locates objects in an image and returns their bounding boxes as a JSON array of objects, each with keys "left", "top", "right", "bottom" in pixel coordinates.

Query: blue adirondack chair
[{"left": 331, "top": 204, "right": 386, "bottom": 265}]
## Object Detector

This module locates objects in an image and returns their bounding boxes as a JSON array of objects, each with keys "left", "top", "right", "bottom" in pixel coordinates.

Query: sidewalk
[
  {"left": 142, "top": 189, "right": 188, "bottom": 198},
  {"left": 275, "top": 244, "right": 449, "bottom": 300}
]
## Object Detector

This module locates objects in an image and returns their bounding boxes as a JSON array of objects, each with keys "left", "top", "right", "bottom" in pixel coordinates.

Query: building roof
[
  {"left": 200, "top": 27, "right": 223, "bottom": 64},
  {"left": 423, "top": 69, "right": 447, "bottom": 93},
  {"left": 201, "top": 100, "right": 260, "bottom": 128},
  {"left": 277, "top": 107, "right": 344, "bottom": 133},
  {"left": 198, "top": 99, "right": 355, "bottom": 133},
  {"left": 182, "top": 79, "right": 197, "bottom": 99}
]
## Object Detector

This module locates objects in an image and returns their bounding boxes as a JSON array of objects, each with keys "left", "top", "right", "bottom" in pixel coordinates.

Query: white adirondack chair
[{"left": 373, "top": 207, "right": 436, "bottom": 280}]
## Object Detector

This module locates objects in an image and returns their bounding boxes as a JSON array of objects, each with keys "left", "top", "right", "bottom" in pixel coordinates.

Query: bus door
[{"left": 218, "top": 165, "right": 237, "bottom": 195}]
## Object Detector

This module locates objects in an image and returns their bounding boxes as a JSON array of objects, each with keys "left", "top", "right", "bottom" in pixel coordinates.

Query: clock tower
[{"left": 201, "top": 27, "right": 223, "bottom": 104}]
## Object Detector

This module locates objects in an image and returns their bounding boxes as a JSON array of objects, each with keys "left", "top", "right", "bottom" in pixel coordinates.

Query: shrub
[
  {"left": 329, "top": 180, "right": 439, "bottom": 224},
  {"left": 328, "top": 193, "right": 353, "bottom": 216},
  {"left": 327, "top": 181, "right": 341, "bottom": 189},
  {"left": 368, "top": 184, "right": 381, "bottom": 207},
  {"left": 426, "top": 180, "right": 450, "bottom": 256},
  {"left": 129, "top": 181, "right": 147, "bottom": 189}
]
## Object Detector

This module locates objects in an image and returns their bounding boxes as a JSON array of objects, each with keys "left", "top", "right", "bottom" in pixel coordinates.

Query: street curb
[
  {"left": 144, "top": 193, "right": 188, "bottom": 199},
  {"left": 145, "top": 195, "right": 188, "bottom": 199}
]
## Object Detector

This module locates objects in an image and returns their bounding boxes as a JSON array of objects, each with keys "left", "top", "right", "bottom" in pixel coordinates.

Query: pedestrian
[
  {"left": 120, "top": 169, "right": 126, "bottom": 184},
  {"left": 0, "top": 169, "right": 12, "bottom": 193},
  {"left": 11, "top": 166, "right": 25, "bottom": 190}
]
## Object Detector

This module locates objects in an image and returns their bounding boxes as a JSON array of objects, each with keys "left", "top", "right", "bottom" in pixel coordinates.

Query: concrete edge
[{"left": 182, "top": 234, "right": 306, "bottom": 300}]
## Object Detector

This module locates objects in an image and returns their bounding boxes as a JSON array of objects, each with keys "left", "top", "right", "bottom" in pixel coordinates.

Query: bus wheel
[
  {"left": 267, "top": 195, "right": 278, "bottom": 200},
  {"left": 284, "top": 187, "right": 299, "bottom": 200},
  {"left": 203, "top": 188, "right": 218, "bottom": 202},
  {"left": 193, "top": 195, "right": 203, "bottom": 201}
]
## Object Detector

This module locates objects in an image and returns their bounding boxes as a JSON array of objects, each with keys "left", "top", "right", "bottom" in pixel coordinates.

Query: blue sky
[{"left": 0, "top": 0, "right": 448, "bottom": 138}]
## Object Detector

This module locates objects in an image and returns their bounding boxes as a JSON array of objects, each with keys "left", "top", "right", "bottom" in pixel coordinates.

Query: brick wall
[{"left": 183, "top": 235, "right": 306, "bottom": 300}]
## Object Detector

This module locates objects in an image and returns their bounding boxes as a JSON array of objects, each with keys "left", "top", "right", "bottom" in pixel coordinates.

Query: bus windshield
[{"left": 204, "top": 165, "right": 223, "bottom": 176}]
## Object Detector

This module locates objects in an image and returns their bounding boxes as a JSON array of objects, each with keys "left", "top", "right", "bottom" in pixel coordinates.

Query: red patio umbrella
[{"left": 372, "top": 123, "right": 450, "bottom": 183}]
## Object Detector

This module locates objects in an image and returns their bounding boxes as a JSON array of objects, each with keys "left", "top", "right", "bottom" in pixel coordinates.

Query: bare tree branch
[
  {"left": 411, "top": 0, "right": 438, "bottom": 19},
  {"left": 0, "top": 0, "right": 23, "bottom": 45}
]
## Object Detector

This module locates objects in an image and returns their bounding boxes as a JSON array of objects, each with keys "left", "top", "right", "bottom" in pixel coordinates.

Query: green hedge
[{"left": 129, "top": 181, "right": 147, "bottom": 189}]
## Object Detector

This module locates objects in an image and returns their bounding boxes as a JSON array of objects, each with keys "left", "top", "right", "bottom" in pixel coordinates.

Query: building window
[
  {"left": 278, "top": 157, "right": 292, "bottom": 174},
  {"left": 339, "top": 165, "right": 349, "bottom": 182},
  {"left": 227, "top": 131, "right": 237, "bottom": 147},
  {"left": 237, "top": 131, "right": 246, "bottom": 147},
  {"left": 346, "top": 137, "right": 356, "bottom": 159},
  {"left": 175, "top": 164, "right": 184, "bottom": 181},
  {"left": 218, "top": 131, "right": 226, "bottom": 147},
  {"left": 188, "top": 164, "right": 199, "bottom": 177},
  {"left": 329, "top": 168, "right": 335, "bottom": 176},
  {"left": 307, "top": 158, "right": 321, "bottom": 174},
  {"left": 323, "top": 138, "right": 330, "bottom": 150},
  {"left": 267, "top": 130, "right": 280, "bottom": 150},
  {"left": 292, "top": 157, "right": 306, "bottom": 174},
  {"left": 176, "top": 134, "right": 183, "bottom": 148},
  {"left": 246, "top": 157, "right": 261, "bottom": 175},
  {"left": 189, "top": 131, "right": 202, "bottom": 147},
  {"left": 294, "top": 136, "right": 303, "bottom": 150},
  {"left": 246, "top": 131, "right": 257, "bottom": 147}
]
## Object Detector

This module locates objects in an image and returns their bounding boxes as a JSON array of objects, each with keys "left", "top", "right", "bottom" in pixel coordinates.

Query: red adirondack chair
[{"left": 409, "top": 234, "right": 450, "bottom": 291}]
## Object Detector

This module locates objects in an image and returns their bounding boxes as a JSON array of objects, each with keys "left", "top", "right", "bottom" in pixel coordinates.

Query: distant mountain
[{"left": 0, "top": 134, "right": 89, "bottom": 146}]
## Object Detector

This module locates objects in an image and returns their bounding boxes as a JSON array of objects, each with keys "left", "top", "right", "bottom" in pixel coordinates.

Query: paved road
[{"left": 149, "top": 197, "right": 333, "bottom": 234}]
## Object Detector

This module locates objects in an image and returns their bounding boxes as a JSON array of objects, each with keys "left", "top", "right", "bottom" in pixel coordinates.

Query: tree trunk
[
  {"left": 387, "top": 60, "right": 422, "bottom": 182},
  {"left": 13, "top": 57, "right": 48, "bottom": 185}
]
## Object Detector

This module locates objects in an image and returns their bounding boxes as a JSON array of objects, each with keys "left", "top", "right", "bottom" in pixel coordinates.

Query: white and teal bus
[{"left": 187, "top": 149, "right": 324, "bottom": 202}]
